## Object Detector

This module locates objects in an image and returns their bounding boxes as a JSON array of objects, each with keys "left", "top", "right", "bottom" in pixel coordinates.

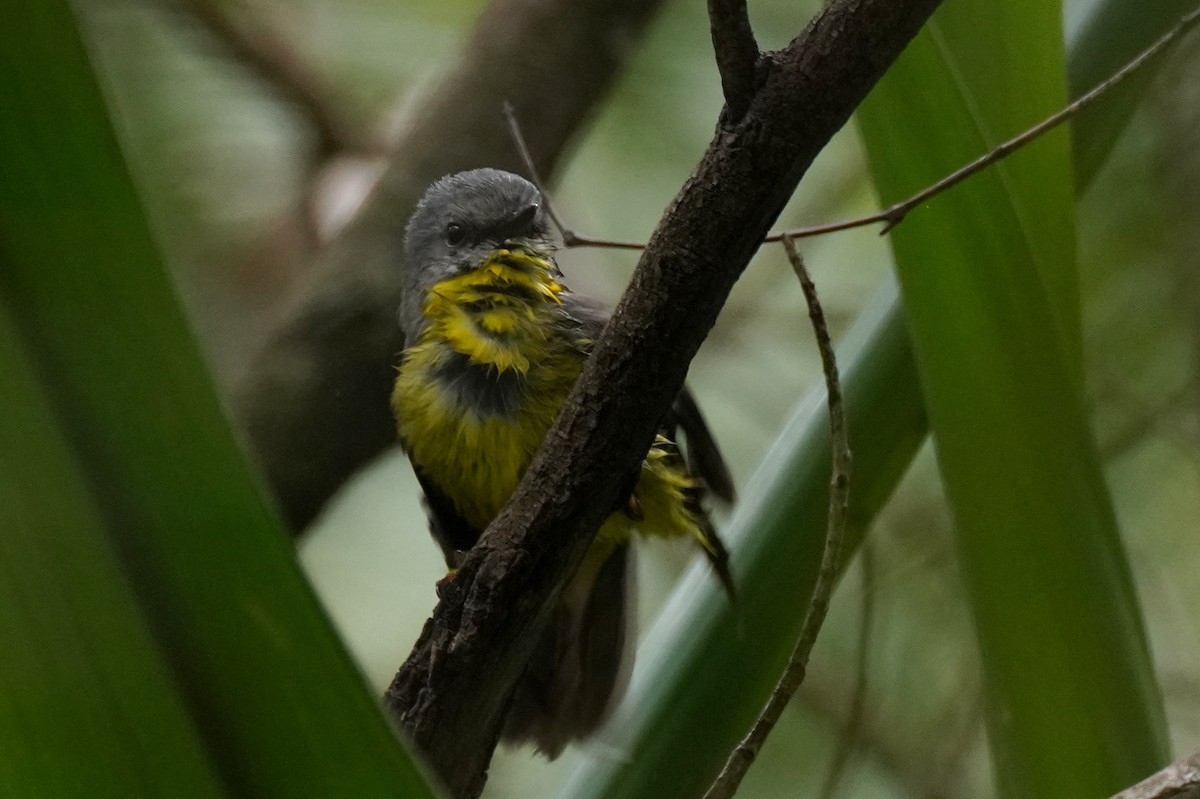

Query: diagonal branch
[
  {"left": 231, "top": 0, "right": 668, "bottom": 532},
  {"left": 384, "top": 0, "right": 941, "bottom": 796},
  {"left": 708, "top": 0, "right": 760, "bottom": 121},
  {"left": 170, "top": 0, "right": 357, "bottom": 248}
]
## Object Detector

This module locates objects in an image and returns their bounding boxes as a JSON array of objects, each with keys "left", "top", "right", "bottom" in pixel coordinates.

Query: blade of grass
[
  {"left": 856, "top": 0, "right": 1169, "bottom": 795},
  {"left": 0, "top": 4, "right": 438, "bottom": 796}
]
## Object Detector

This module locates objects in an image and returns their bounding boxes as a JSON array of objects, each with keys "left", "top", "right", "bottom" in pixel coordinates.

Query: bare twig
[
  {"left": 1109, "top": 749, "right": 1200, "bottom": 799},
  {"left": 703, "top": 237, "right": 852, "bottom": 799},
  {"left": 767, "top": 6, "right": 1200, "bottom": 240},
  {"left": 560, "top": 233, "right": 647, "bottom": 250},
  {"left": 708, "top": 0, "right": 760, "bottom": 120},
  {"left": 503, "top": 102, "right": 570, "bottom": 241},
  {"left": 505, "top": 103, "right": 649, "bottom": 251},
  {"left": 554, "top": 8, "right": 1200, "bottom": 253},
  {"left": 818, "top": 542, "right": 876, "bottom": 799}
]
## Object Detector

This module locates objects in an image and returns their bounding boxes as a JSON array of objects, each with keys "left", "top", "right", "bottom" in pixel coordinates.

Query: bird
[{"left": 391, "top": 168, "right": 734, "bottom": 758}]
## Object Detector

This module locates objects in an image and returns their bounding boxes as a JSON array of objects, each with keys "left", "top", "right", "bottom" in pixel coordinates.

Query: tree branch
[
  {"left": 385, "top": 1, "right": 941, "bottom": 796},
  {"left": 231, "top": 0, "right": 667, "bottom": 531},
  {"left": 707, "top": 0, "right": 760, "bottom": 121},
  {"left": 169, "top": 0, "right": 363, "bottom": 249}
]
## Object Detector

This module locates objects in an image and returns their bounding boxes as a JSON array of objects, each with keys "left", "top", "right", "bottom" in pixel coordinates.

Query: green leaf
[
  {"left": 856, "top": 1, "right": 1168, "bottom": 796},
  {"left": 0, "top": 4, "right": 437, "bottom": 796},
  {"left": 0, "top": 302, "right": 225, "bottom": 798}
]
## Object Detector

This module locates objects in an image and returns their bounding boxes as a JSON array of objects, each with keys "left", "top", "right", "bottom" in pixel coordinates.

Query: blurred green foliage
[
  {"left": 858, "top": 1, "right": 1167, "bottom": 794},
  {"left": 1, "top": 3, "right": 436, "bottom": 796}
]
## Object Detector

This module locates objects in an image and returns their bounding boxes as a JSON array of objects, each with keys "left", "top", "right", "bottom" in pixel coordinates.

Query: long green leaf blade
[
  {"left": 856, "top": 2, "right": 1168, "bottom": 796},
  {"left": 0, "top": 302, "right": 226, "bottom": 797},
  {"left": 0, "top": 4, "right": 437, "bottom": 796}
]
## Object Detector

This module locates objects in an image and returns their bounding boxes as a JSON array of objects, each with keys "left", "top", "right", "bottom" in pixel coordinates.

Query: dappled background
[{"left": 77, "top": 0, "right": 1200, "bottom": 796}]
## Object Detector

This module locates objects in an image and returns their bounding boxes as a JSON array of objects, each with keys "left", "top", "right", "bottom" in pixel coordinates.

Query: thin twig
[
  {"left": 504, "top": 104, "right": 648, "bottom": 250},
  {"left": 502, "top": 102, "right": 571, "bottom": 240},
  {"left": 767, "top": 5, "right": 1200, "bottom": 240},
  {"left": 703, "top": 236, "right": 852, "bottom": 799},
  {"left": 560, "top": 8, "right": 1200, "bottom": 253},
  {"left": 560, "top": 232, "right": 648, "bottom": 250},
  {"left": 707, "top": 0, "right": 760, "bottom": 120},
  {"left": 818, "top": 542, "right": 876, "bottom": 799}
]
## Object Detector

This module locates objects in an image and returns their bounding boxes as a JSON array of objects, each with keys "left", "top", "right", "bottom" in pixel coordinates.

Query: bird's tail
[{"left": 501, "top": 540, "right": 634, "bottom": 759}]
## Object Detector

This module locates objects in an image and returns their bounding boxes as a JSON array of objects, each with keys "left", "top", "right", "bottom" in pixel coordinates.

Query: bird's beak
[{"left": 498, "top": 201, "right": 541, "bottom": 249}]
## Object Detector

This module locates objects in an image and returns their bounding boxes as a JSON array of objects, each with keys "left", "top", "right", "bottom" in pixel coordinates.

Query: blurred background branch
[
  {"left": 174, "top": 0, "right": 354, "bottom": 158},
  {"left": 168, "top": 0, "right": 377, "bottom": 248}
]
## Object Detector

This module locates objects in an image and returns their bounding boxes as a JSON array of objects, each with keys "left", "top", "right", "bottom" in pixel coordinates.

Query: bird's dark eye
[{"left": 444, "top": 222, "right": 466, "bottom": 246}]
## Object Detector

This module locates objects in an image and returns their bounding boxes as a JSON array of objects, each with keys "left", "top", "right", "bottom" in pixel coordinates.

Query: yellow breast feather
[
  {"left": 420, "top": 249, "right": 564, "bottom": 373},
  {"left": 393, "top": 247, "right": 711, "bottom": 548}
]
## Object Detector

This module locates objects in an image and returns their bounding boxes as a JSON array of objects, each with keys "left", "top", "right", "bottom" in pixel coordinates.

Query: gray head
[{"left": 399, "top": 168, "right": 554, "bottom": 343}]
